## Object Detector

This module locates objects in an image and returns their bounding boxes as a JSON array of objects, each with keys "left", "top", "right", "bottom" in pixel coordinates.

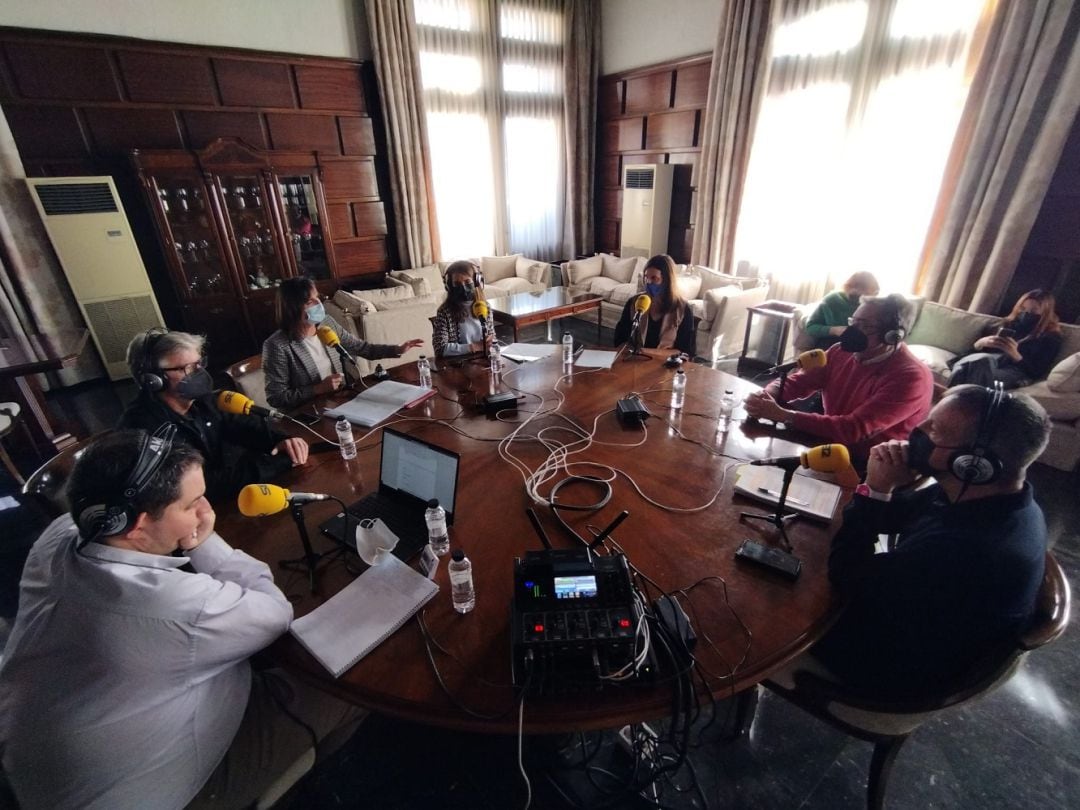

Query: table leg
[
  {"left": 545, "top": 319, "right": 553, "bottom": 343},
  {"left": 596, "top": 305, "right": 602, "bottom": 342}
]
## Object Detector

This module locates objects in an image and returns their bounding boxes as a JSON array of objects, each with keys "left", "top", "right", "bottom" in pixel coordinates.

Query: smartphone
[
  {"left": 734, "top": 539, "right": 801, "bottom": 580},
  {"left": 295, "top": 412, "right": 323, "bottom": 426},
  {"left": 997, "top": 327, "right": 1017, "bottom": 339}
]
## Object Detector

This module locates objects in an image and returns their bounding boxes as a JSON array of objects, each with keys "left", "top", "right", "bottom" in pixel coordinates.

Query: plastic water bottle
[
  {"left": 417, "top": 355, "right": 432, "bottom": 389},
  {"left": 562, "top": 331, "right": 574, "bottom": 365},
  {"left": 489, "top": 342, "right": 501, "bottom": 375},
  {"left": 718, "top": 389, "right": 736, "bottom": 431},
  {"left": 336, "top": 418, "right": 357, "bottom": 460},
  {"left": 449, "top": 549, "right": 475, "bottom": 613},
  {"left": 425, "top": 498, "right": 449, "bottom": 556},
  {"left": 671, "top": 369, "right": 686, "bottom": 410}
]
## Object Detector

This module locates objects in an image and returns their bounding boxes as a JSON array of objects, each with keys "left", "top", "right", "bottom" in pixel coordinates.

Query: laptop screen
[{"left": 379, "top": 428, "right": 460, "bottom": 523}]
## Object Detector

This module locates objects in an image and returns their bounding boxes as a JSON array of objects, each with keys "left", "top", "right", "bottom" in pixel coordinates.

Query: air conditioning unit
[
  {"left": 620, "top": 163, "right": 674, "bottom": 259},
  {"left": 26, "top": 177, "right": 165, "bottom": 381}
]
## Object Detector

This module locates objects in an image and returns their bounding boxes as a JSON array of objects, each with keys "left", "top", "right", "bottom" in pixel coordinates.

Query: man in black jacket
[
  {"left": 807, "top": 383, "right": 1051, "bottom": 698},
  {"left": 119, "top": 329, "right": 309, "bottom": 502}
]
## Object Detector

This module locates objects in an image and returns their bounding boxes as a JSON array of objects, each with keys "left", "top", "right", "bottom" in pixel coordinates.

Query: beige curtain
[
  {"left": 916, "top": 0, "right": 1080, "bottom": 313},
  {"left": 365, "top": 0, "right": 440, "bottom": 268},
  {"left": 0, "top": 107, "right": 102, "bottom": 386},
  {"left": 561, "top": 0, "right": 600, "bottom": 258},
  {"left": 690, "top": 0, "right": 775, "bottom": 274}
]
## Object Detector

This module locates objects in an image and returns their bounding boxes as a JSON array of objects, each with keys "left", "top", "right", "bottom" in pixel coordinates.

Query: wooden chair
[
  {"left": 0, "top": 402, "right": 32, "bottom": 485},
  {"left": 21, "top": 432, "right": 104, "bottom": 519},
  {"left": 225, "top": 354, "right": 269, "bottom": 410},
  {"left": 761, "top": 552, "right": 1071, "bottom": 810}
]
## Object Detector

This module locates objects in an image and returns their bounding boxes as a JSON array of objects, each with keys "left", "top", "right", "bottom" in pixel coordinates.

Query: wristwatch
[{"left": 855, "top": 483, "right": 892, "bottom": 502}]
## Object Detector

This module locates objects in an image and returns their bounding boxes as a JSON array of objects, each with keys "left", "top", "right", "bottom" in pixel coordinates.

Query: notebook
[
  {"left": 323, "top": 380, "right": 437, "bottom": 427},
  {"left": 319, "top": 427, "right": 460, "bottom": 561},
  {"left": 733, "top": 464, "right": 842, "bottom": 522},
  {"left": 290, "top": 555, "right": 439, "bottom": 677}
]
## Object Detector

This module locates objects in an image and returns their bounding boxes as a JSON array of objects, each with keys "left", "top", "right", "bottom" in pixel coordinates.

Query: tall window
[
  {"left": 415, "top": 0, "right": 565, "bottom": 260},
  {"left": 733, "top": 0, "right": 989, "bottom": 302}
]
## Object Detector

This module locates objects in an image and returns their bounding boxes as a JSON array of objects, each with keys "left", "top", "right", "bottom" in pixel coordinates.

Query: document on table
[
  {"left": 323, "top": 380, "right": 436, "bottom": 427},
  {"left": 501, "top": 343, "right": 560, "bottom": 362},
  {"left": 733, "top": 464, "right": 842, "bottom": 522},
  {"left": 574, "top": 350, "right": 617, "bottom": 368}
]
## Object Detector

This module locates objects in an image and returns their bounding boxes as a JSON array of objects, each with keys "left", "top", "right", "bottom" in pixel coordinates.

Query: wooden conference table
[{"left": 216, "top": 348, "right": 847, "bottom": 734}]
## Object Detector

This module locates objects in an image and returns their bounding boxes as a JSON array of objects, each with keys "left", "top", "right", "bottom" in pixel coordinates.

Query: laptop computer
[{"left": 319, "top": 427, "right": 460, "bottom": 562}]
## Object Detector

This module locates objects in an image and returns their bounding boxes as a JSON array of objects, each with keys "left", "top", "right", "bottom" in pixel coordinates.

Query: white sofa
[
  {"left": 792, "top": 299, "right": 1080, "bottom": 471},
  {"left": 561, "top": 253, "right": 770, "bottom": 360},
  {"left": 323, "top": 256, "right": 551, "bottom": 373}
]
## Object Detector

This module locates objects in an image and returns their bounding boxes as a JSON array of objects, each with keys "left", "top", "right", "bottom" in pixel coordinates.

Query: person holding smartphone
[{"left": 948, "top": 289, "right": 1063, "bottom": 389}]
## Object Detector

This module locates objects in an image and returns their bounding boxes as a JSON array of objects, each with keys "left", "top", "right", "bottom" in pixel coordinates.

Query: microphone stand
[
  {"left": 625, "top": 314, "right": 650, "bottom": 361},
  {"left": 278, "top": 501, "right": 328, "bottom": 594},
  {"left": 776, "top": 369, "right": 790, "bottom": 408},
  {"left": 740, "top": 462, "right": 799, "bottom": 551}
]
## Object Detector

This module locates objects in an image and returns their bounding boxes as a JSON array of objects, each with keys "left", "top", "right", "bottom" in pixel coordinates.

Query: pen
[{"left": 757, "top": 487, "right": 809, "bottom": 507}]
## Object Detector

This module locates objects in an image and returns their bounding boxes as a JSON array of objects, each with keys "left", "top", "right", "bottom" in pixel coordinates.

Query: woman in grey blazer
[{"left": 262, "top": 278, "right": 423, "bottom": 410}]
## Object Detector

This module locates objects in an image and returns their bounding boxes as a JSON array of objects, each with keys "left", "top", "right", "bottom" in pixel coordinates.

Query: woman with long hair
[
  {"left": 948, "top": 289, "right": 1063, "bottom": 389},
  {"left": 432, "top": 260, "right": 493, "bottom": 358},
  {"left": 613, "top": 254, "right": 696, "bottom": 356},
  {"left": 262, "top": 277, "right": 422, "bottom": 409}
]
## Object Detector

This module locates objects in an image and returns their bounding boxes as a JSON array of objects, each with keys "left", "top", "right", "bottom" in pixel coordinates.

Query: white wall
[
  {"left": 0, "top": 0, "right": 370, "bottom": 60},
  {"left": 601, "top": 0, "right": 718, "bottom": 74}
]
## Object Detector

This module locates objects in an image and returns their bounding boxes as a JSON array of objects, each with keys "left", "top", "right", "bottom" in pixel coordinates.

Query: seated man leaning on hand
[
  {"left": 744, "top": 293, "right": 933, "bottom": 462},
  {"left": 804, "top": 384, "right": 1051, "bottom": 698},
  {"left": 0, "top": 429, "right": 364, "bottom": 810},
  {"left": 119, "top": 328, "right": 309, "bottom": 503}
]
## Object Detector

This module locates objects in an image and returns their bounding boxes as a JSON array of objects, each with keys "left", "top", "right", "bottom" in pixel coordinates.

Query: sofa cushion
[
  {"left": 480, "top": 254, "right": 520, "bottom": 283},
  {"left": 675, "top": 270, "right": 703, "bottom": 300},
  {"left": 564, "top": 255, "right": 603, "bottom": 286},
  {"left": 701, "top": 285, "right": 744, "bottom": 324},
  {"left": 1056, "top": 322, "right": 1080, "bottom": 362},
  {"left": 333, "top": 289, "right": 377, "bottom": 315},
  {"left": 1019, "top": 379, "right": 1080, "bottom": 422},
  {"left": 586, "top": 276, "right": 623, "bottom": 297},
  {"left": 601, "top": 253, "right": 640, "bottom": 284},
  {"left": 907, "top": 301, "right": 999, "bottom": 356},
  {"left": 394, "top": 264, "right": 444, "bottom": 297},
  {"left": 687, "top": 299, "right": 706, "bottom": 321},
  {"left": 487, "top": 277, "right": 534, "bottom": 296},
  {"left": 372, "top": 292, "right": 439, "bottom": 312},
  {"left": 907, "top": 344, "right": 956, "bottom": 382},
  {"left": 1048, "top": 353, "right": 1080, "bottom": 393},
  {"left": 390, "top": 270, "right": 432, "bottom": 298},
  {"left": 515, "top": 256, "right": 546, "bottom": 286},
  {"left": 694, "top": 266, "right": 756, "bottom": 294},
  {"left": 609, "top": 282, "right": 641, "bottom": 308}
]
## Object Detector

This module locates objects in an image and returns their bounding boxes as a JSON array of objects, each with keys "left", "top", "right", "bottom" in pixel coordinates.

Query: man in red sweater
[{"left": 744, "top": 293, "right": 933, "bottom": 461}]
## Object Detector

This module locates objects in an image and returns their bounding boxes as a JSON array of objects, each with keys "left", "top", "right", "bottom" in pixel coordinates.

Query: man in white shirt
[{"left": 0, "top": 429, "right": 362, "bottom": 809}]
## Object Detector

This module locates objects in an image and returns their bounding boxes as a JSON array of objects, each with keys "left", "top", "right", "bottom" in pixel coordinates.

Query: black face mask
[
  {"left": 906, "top": 427, "right": 940, "bottom": 477},
  {"left": 450, "top": 282, "right": 475, "bottom": 303},
  {"left": 174, "top": 367, "right": 214, "bottom": 400},
  {"left": 1013, "top": 311, "right": 1038, "bottom": 334},
  {"left": 839, "top": 326, "right": 869, "bottom": 353}
]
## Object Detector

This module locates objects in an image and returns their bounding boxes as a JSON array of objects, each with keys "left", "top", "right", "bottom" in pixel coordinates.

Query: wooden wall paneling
[
  {"left": 598, "top": 79, "right": 623, "bottom": 118},
  {"left": 213, "top": 58, "right": 295, "bottom": 108},
  {"left": 617, "top": 117, "right": 645, "bottom": 152},
  {"left": 116, "top": 51, "right": 217, "bottom": 105},
  {"left": 352, "top": 202, "right": 387, "bottom": 236},
  {"left": 625, "top": 71, "right": 673, "bottom": 114},
  {"left": 3, "top": 105, "right": 88, "bottom": 158},
  {"left": 333, "top": 239, "right": 389, "bottom": 276},
  {"left": 295, "top": 65, "right": 365, "bottom": 112},
  {"left": 600, "top": 120, "right": 620, "bottom": 154},
  {"left": 84, "top": 108, "right": 184, "bottom": 154},
  {"left": 599, "top": 154, "right": 621, "bottom": 187},
  {"left": 667, "top": 227, "right": 693, "bottom": 262},
  {"left": 266, "top": 112, "right": 340, "bottom": 152},
  {"left": 645, "top": 110, "right": 697, "bottom": 150},
  {"left": 321, "top": 159, "right": 379, "bottom": 199},
  {"left": 183, "top": 111, "right": 268, "bottom": 149},
  {"left": 670, "top": 187, "right": 693, "bottom": 227},
  {"left": 327, "top": 203, "right": 356, "bottom": 239},
  {"left": 598, "top": 219, "right": 619, "bottom": 252},
  {"left": 339, "top": 117, "right": 376, "bottom": 155},
  {"left": 673, "top": 62, "right": 710, "bottom": 108},
  {"left": 599, "top": 188, "right": 622, "bottom": 222},
  {"left": 667, "top": 151, "right": 698, "bottom": 188},
  {"left": 3, "top": 42, "right": 119, "bottom": 101}
]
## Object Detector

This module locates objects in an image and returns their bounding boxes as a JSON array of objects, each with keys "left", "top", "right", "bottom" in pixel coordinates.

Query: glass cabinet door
[
  {"left": 217, "top": 175, "right": 289, "bottom": 290},
  {"left": 277, "top": 174, "right": 330, "bottom": 280},
  {"left": 153, "top": 176, "right": 231, "bottom": 299}
]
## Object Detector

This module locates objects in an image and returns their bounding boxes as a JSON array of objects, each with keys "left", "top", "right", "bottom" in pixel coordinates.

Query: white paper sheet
[
  {"left": 501, "top": 343, "right": 561, "bottom": 362},
  {"left": 574, "top": 350, "right": 617, "bottom": 369}
]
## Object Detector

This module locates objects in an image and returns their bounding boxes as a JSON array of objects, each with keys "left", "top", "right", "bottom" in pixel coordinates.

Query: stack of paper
[
  {"left": 324, "top": 380, "right": 436, "bottom": 427},
  {"left": 733, "top": 464, "right": 842, "bottom": 522},
  {"left": 500, "top": 343, "right": 560, "bottom": 363}
]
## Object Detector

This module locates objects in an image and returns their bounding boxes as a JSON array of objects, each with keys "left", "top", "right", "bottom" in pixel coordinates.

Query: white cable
[{"left": 518, "top": 693, "right": 531, "bottom": 810}]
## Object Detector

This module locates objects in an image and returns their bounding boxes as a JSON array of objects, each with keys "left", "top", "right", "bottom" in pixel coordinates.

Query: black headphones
[
  {"left": 948, "top": 381, "right": 1007, "bottom": 485},
  {"left": 73, "top": 424, "right": 177, "bottom": 544},
  {"left": 443, "top": 263, "right": 484, "bottom": 292},
  {"left": 136, "top": 328, "right": 168, "bottom": 392}
]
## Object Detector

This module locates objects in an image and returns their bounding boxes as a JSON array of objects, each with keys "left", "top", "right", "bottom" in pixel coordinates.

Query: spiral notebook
[{"left": 290, "top": 555, "right": 439, "bottom": 677}]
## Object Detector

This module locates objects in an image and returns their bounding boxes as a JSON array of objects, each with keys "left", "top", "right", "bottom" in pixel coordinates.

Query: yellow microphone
[
  {"left": 634, "top": 293, "right": 652, "bottom": 314},
  {"left": 472, "top": 300, "right": 489, "bottom": 320},
  {"left": 317, "top": 324, "right": 357, "bottom": 367},
  {"left": 237, "top": 483, "right": 329, "bottom": 517},
  {"left": 769, "top": 349, "right": 827, "bottom": 375},
  {"left": 751, "top": 443, "right": 850, "bottom": 472},
  {"left": 216, "top": 390, "right": 285, "bottom": 420}
]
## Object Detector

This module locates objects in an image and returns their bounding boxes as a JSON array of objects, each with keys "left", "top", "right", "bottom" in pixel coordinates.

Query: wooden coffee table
[{"left": 485, "top": 287, "right": 603, "bottom": 343}]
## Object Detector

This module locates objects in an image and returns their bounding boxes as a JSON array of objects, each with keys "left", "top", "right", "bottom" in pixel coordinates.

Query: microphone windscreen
[
  {"left": 472, "top": 300, "right": 489, "bottom": 319},
  {"left": 801, "top": 444, "right": 851, "bottom": 473},
  {"left": 797, "top": 349, "right": 827, "bottom": 370},
  {"left": 316, "top": 324, "right": 341, "bottom": 347},
  {"left": 634, "top": 294, "right": 652, "bottom": 314},
  {"left": 217, "top": 390, "right": 254, "bottom": 416},
  {"left": 237, "top": 484, "right": 290, "bottom": 517}
]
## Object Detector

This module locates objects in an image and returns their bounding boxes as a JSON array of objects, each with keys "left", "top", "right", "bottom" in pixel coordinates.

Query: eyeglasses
[
  {"left": 847, "top": 317, "right": 880, "bottom": 331},
  {"left": 159, "top": 358, "right": 206, "bottom": 376}
]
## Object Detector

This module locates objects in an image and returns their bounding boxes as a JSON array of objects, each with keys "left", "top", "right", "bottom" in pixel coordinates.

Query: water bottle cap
[
  {"left": 451, "top": 549, "right": 465, "bottom": 561},
  {"left": 676, "top": 369, "right": 685, "bottom": 375},
  {"left": 336, "top": 417, "right": 348, "bottom": 426},
  {"left": 725, "top": 389, "right": 733, "bottom": 394},
  {"left": 426, "top": 498, "right": 439, "bottom": 508},
  {"left": 419, "top": 354, "right": 427, "bottom": 359}
]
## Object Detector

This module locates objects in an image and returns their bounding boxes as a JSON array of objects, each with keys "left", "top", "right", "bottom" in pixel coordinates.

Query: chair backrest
[
  {"left": 21, "top": 432, "right": 106, "bottom": 519},
  {"left": 225, "top": 354, "right": 269, "bottom": 410},
  {"left": 1020, "top": 551, "right": 1071, "bottom": 650}
]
